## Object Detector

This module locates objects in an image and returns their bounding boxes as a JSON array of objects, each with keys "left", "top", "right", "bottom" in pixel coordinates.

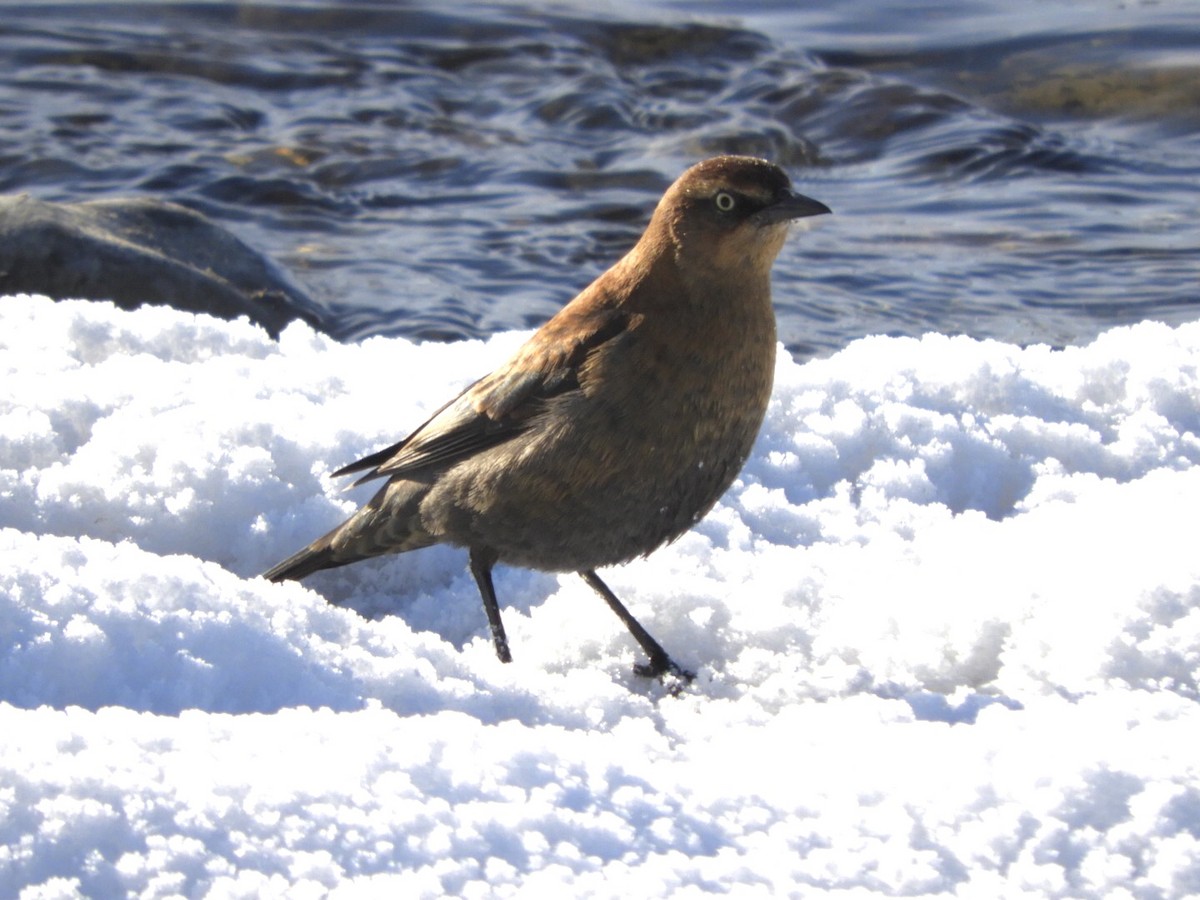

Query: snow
[{"left": 2, "top": 293, "right": 1199, "bottom": 898}]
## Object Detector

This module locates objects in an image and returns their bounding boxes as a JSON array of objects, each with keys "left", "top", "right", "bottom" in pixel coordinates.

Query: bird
[{"left": 263, "top": 155, "right": 830, "bottom": 682}]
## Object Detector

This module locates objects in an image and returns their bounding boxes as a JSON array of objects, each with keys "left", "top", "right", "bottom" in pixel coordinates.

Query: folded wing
[{"left": 335, "top": 307, "right": 634, "bottom": 487}]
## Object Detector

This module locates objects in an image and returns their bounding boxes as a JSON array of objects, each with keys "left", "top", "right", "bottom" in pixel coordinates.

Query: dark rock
[{"left": 0, "top": 194, "right": 329, "bottom": 337}]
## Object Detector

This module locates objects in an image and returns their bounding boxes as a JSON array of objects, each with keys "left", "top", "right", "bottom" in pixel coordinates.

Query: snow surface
[{"left": 2, "top": 293, "right": 1200, "bottom": 898}]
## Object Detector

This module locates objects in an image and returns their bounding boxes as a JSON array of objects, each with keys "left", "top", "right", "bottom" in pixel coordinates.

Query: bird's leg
[
  {"left": 469, "top": 547, "right": 512, "bottom": 663},
  {"left": 579, "top": 570, "right": 694, "bottom": 685}
]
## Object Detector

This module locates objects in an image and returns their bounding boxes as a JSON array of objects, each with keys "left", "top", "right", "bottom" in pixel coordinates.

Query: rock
[{"left": 0, "top": 194, "right": 329, "bottom": 337}]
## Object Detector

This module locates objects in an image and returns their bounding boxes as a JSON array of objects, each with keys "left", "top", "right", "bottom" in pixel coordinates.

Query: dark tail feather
[
  {"left": 262, "top": 535, "right": 353, "bottom": 583},
  {"left": 263, "top": 481, "right": 434, "bottom": 583}
]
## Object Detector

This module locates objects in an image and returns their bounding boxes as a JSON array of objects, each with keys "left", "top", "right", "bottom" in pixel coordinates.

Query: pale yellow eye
[{"left": 714, "top": 191, "right": 736, "bottom": 212}]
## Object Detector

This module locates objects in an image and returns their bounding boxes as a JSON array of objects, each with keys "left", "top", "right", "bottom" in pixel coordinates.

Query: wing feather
[{"left": 334, "top": 308, "right": 633, "bottom": 487}]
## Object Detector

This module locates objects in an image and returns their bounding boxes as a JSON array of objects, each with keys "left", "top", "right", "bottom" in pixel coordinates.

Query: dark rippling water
[{"left": 1, "top": 0, "right": 1197, "bottom": 357}]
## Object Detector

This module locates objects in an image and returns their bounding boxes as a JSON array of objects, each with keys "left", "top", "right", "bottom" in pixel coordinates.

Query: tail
[
  {"left": 262, "top": 480, "right": 436, "bottom": 583},
  {"left": 262, "top": 530, "right": 355, "bottom": 582}
]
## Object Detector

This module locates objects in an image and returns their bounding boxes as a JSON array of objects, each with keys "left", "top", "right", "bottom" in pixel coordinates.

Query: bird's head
[{"left": 649, "top": 155, "right": 830, "bottom": 283}]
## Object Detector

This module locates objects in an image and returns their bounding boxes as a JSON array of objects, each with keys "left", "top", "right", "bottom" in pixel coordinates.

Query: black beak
[{"left": 752, "top": 190, "right": 832, "bottom": 226}]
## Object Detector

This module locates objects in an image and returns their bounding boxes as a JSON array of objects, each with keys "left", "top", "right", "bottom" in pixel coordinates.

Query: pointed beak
[{"left": 752, "top": 190, "right": 832, "bottom": 227}]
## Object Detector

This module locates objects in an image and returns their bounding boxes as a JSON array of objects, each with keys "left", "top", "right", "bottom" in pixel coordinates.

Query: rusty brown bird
[{"left": 263, "top": 155, "right": 830, "bottom": 681}]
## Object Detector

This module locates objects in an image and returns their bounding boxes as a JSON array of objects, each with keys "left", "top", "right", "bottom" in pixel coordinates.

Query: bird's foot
[
  {"left": 492, "top": 634, "right": 513, "bottom": 664},
  {"left": 634, "top": 656, "right": 696, "bottom": 695}
]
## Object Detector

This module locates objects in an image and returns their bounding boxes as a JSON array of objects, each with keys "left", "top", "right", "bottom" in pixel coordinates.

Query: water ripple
[{"left": 0, "top": 1, "right": 1196, "bottom": 353}]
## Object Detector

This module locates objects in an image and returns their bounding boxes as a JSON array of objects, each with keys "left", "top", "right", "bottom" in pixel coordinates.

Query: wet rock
[{"left": 0, "top": 194, "right": 329, "bottom": 337}]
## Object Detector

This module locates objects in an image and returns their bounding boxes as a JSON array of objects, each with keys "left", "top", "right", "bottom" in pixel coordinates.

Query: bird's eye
[{"left": 714, "top": 191, "right": 736, "bottom": 213}]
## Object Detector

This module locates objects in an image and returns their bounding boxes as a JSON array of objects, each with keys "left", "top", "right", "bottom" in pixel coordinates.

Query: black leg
[
  {"left": 579, "top": 570, "right": 694, "bottom": 684},
  {"left": 469, "top": 547, "right": 512, "bottom": 663}
]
